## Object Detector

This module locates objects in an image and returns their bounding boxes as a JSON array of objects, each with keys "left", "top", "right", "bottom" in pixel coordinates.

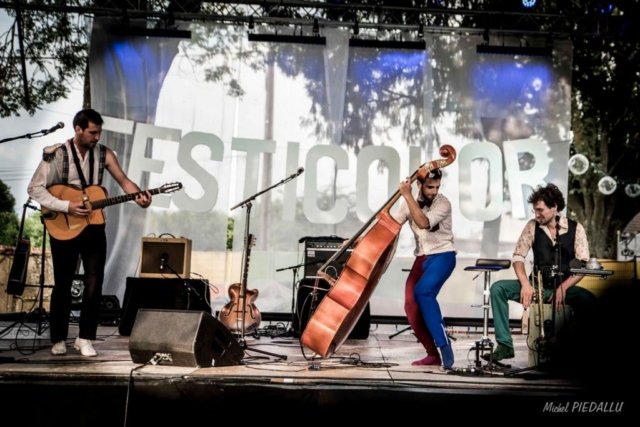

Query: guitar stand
[{"left": 464, "top": 258, "right": 511, "bottom": 370}]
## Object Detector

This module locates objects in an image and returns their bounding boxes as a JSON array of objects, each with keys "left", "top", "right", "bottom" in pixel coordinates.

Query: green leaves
[{"left": 0, "top": 10, "right": 88, "bottom": 117}]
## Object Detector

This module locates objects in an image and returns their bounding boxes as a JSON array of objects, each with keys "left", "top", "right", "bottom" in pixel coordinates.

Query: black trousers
[{"left": 49, "top": 224, "right": 107, "bottom": 343}]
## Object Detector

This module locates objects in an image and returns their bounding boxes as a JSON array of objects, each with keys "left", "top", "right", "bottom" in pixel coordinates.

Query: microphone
[
  {"left": 289, "top": 167, "right": 304, "bottom": 179},
  {"left": 569, "top": 258, "right": 584, "bottom": 270},
  {"left": 160, "top": 253, "right": 168, "bottom": 270},
  {"left": 42, "top": 122, "right": 65, "bottom": 135}
]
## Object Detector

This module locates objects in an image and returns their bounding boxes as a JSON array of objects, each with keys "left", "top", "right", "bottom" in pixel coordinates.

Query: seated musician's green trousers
[{"left": 489, "top": 279, "right": 597, "bottom": 349}]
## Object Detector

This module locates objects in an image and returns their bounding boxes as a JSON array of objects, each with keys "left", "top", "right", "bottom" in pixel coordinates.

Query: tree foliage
[
  {"left": 569, "top": 33, "right": 640, "bottom": 257},
  {"left": 0, "top": 179, "right": 48, "bottom": 247},
  {"left": 0, "top": 180, "right": 19, "bottom": 245},
  {"left": 0, "top": 9, "right": 88, "bottom": 117}
]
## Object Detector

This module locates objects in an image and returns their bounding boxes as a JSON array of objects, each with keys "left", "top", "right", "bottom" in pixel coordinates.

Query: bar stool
[{"left": 464, "top": 258, "right": 511, "bottom": 367}]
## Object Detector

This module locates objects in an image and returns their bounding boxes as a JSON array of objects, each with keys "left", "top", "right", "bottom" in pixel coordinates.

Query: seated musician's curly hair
[{"left": 528, "top": 183, "right": 566, "bottom": 211}]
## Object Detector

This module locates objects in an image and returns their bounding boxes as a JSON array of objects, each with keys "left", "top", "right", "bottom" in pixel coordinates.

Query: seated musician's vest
[{"left": 532, "top": 219, "right": 577, "bottom": 289}]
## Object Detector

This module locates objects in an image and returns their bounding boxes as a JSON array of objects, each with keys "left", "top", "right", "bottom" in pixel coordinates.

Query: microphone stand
[
  {"left": 0, "top": 128, "right": 52, "bottom": 143},
  {"left": 16, "top": 201, "right": 54, "bottom": 337},
  {"left": 506, "top": 216, "right": 563, "bottom": 377},
  {"left": 272, "top": 260, "right": 320, "bottom": 338},
  {"left": 229, "top": 169, "right": 303, "bottom": 360},
  {"left": 548, "top": 217, "right": 563, "bottom": 343},
  {"left": 160, "top": 259, "right": 202, "bottom": 310}
]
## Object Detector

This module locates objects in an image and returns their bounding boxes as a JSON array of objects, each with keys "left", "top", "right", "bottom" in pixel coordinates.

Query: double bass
[{"left": 300, "top": 145, "right": 457, "bottom": 358}]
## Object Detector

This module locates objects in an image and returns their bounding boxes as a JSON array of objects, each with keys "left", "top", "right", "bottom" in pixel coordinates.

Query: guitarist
[{"left": 27, "top": 109, "right": 152, "bottom": 357}]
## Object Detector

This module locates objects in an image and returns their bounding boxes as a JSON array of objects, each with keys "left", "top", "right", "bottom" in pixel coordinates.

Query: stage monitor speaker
[
  {"left": 139, "top": 237, "right": 192, "bottom": 279},
  {"left": 129, "top": 309, "right": 244, "bottom": 367},
  {"left": 119, "top": 277, "right": 209, "bottom": 336},
  {"left": 292, "top": 278, "right": 370, "bottom": 339},
  {"left": 6, "top": 238, "right": 30, "bottom": 296}
]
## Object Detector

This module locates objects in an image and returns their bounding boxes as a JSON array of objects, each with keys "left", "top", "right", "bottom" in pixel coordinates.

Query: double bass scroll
[{"left": 301, "top": 145, "right": 457, "bottom": 358}]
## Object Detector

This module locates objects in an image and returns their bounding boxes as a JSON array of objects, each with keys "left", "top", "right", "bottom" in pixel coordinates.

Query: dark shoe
[{"left": 482, "top": 344, "right": 514, "bottom": 361}]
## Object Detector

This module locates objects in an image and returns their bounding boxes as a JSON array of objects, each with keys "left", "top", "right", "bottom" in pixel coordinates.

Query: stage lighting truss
[{"left": 0, "top": 1, "right": 624, "bottom": 41}]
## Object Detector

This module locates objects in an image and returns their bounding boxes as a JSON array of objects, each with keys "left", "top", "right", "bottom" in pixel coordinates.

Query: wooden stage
[{"left": 0, "top": 306, "right": 633, "bottom": 425}]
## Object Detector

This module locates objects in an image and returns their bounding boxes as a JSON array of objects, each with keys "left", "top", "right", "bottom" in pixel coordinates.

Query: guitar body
[
  {"left": 218, "top": 283, "right": 262, "bottom": 334},
  {"left": 40, "top": 182, "right": 183, "bottom": 240},
  {"left": 217, "top": 233, "right": 261, "bottom": 334},
  {"left": 42, "top": 185, "right": 107, "bottom": 241}
]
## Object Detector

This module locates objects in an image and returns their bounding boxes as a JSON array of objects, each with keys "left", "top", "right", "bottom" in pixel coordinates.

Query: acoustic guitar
[{"left": 41, "top": 182, "right": 182, "bottom": 240}]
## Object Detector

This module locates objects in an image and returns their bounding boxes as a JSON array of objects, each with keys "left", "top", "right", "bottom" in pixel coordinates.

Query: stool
[{"left": 464, "top": 258, "right": 511, "bottom": 367}]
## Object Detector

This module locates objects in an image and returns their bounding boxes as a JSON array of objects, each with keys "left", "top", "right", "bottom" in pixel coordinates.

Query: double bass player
[
  {"left": 392, "top": 168, "right": 456, "bottom": 369},
  {"left": 301, "top": 145, "right": 457, "bottom": 362}
]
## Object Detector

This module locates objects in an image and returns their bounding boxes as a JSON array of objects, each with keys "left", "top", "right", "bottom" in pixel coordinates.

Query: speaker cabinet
[
  {"left": 129, "top": 309, "right": 244, "bottom": 367},
  {"left": 292, "top": 278, "right": 370, "bottom": 339},
  {"left": 6, "top": 238, "right": 30, "bottom": 296},
  {"left": 303, "top": 247, "right": 353, "bottom": 279},
  {"left": 119, "top": 277, "right": 209, "bottom": 336},
  {"left": 139, "top": 237, "right": 192, "bottom": 279}
]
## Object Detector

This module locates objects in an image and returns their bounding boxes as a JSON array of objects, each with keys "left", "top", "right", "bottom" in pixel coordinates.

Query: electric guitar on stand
[
  {"left": 41, "top": 182, "right": 182, "bottom": 240},
  {"left": 218, "top": 234, "right": 262, "bottom": 334}
]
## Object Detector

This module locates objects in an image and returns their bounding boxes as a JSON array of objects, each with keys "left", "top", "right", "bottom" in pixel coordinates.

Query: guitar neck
[{"left": 90, "top": 187, "right": 163, "bottom": 210}]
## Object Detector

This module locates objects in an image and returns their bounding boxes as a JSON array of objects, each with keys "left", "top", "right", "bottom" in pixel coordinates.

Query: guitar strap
[
  {"left": 60, "top": 145, "right": 69, "bottom": 185},
  {"left": 69, "top": 139, "right": 95, "bottom": 189},
  {"left": 97, "top": 145, "right": 106, "bottom": 185},
  {"left": 61, "top": 141, "right": 105, "bottom": 185}
]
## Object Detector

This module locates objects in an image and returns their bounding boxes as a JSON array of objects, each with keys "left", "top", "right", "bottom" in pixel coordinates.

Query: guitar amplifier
[
  {"left": 303, "top": 238, "right": 353, "bottom": 279},
  {"left": 139, "top": 237, "right": 192, "bottom": 279}
]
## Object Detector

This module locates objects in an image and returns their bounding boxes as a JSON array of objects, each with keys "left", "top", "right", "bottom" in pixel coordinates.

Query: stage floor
[{"left": 0, "top": 317, "right": 631, "bottom": 424}]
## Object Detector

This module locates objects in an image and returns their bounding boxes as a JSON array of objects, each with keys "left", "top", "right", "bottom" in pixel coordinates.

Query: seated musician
[{"left": 485, "top": 183, "right": 596, "bottom": 361}]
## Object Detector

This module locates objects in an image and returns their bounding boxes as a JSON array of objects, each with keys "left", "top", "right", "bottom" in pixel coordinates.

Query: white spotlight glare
[
  {"left": 625, "top": 183, "right": 640, "bottom": 198},
  {"left": 598, "top": 176, "right": 617, "bottom": 195},
  {"left": 568, "top": 154, "right": 589, "bottom": 175}
]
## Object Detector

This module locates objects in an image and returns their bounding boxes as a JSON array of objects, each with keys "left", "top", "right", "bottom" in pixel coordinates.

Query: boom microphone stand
[
  {"left": 228, "top": 167, "right": 304, "bottom": 360},
  {"left": 273, "top": 260, "right": 315, "bottom": 338},
  {"left": 505, "top": 216, "right": 564, "bottom": 376}
]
